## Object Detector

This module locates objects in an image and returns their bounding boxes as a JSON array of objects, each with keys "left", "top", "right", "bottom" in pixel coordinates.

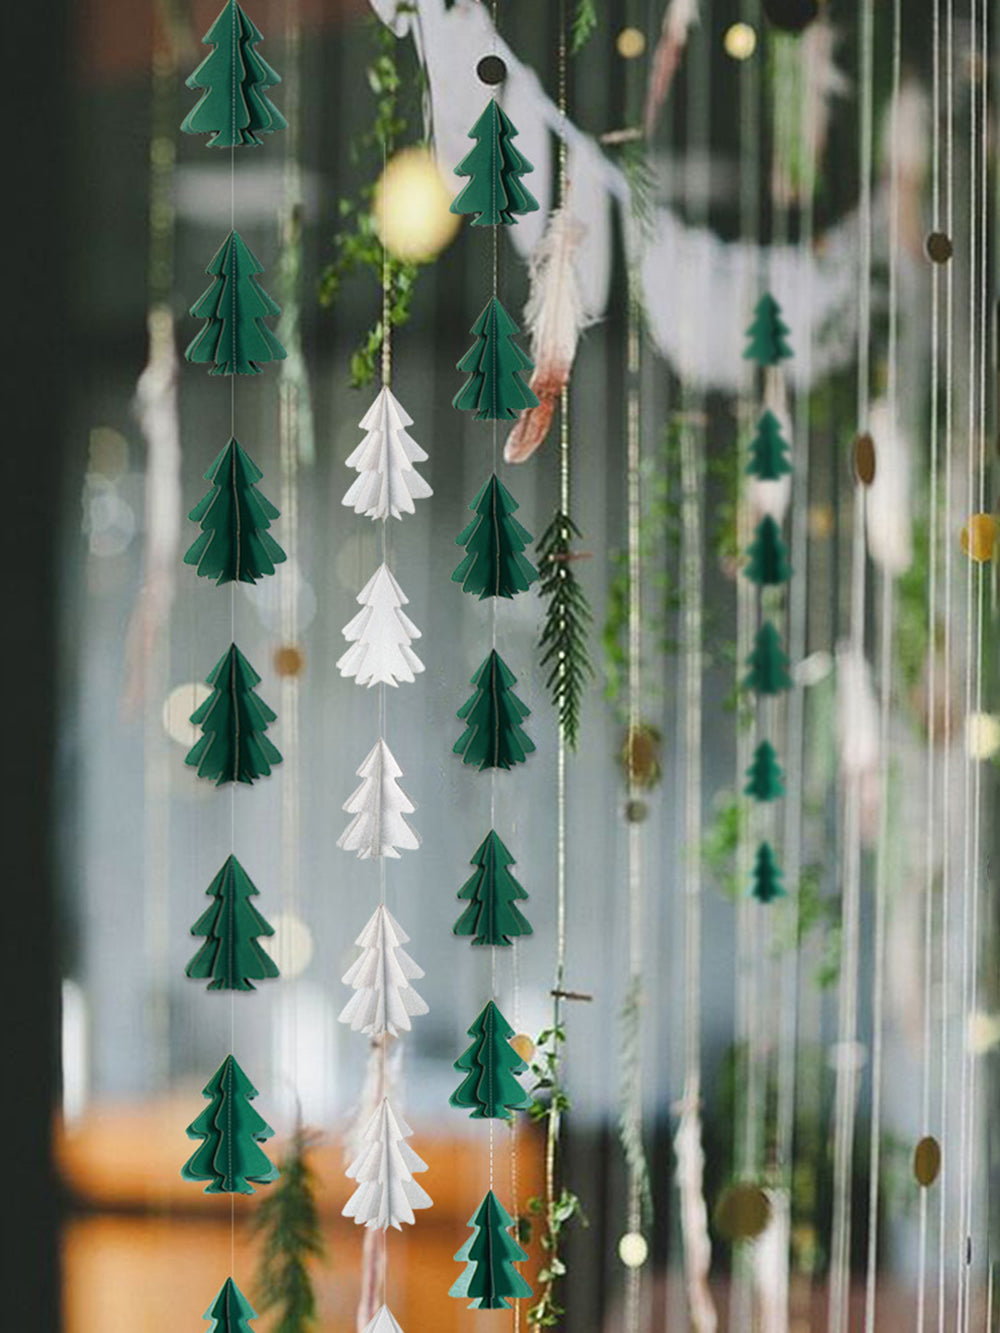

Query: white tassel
[
  {"left": 836, "top": 643, "right": 881, "bottom": 844},
  {"left": 674, "top": 1085, "right": 718, "bottom": 1333},
  {"left": 865, "top": 397, "right": 913, "bottom": 577},
  {"left": 750, "top": 1189, "right": 790, "bottom": 1333},
  {"left": 124, "top": 306, "right": 182, "bottom": 711},
  {"left": 505, "top": 207, "right": 595, "bottom": 464},
  {"left": 644, "top": 0, "right": 700, "bottom": 135}
]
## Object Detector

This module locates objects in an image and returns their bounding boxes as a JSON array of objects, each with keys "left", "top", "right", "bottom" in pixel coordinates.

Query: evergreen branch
[
  {"left": 537, "top": 511, "right": 595, "bottom": 750},
  {"left": 570, "top": 0, "right": 599, "bottom": 54},
  {"left": 252, "top": 1123, "right": 325, "bottom": 1332}
]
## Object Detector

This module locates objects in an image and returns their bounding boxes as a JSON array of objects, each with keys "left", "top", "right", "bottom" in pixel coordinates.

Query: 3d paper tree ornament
[
  {"left": 743, "top": 621, "right": 793, "bottom": 696},
  {"left": 454, "top": 831, "right": 532, "bottom": 947},
  {"left": 452, "top": 474, "right": 538, "bottom": 599},
  {"left": 743, "top": 293, "right": 793, "bottom": 366},
  {"left": 185, "top": 438, "right": 286, "bottom": 584},
  {"left": 337, "top": 564, "right": 424, "bottom": 688},
  {"left": 186, "top": 854, "right": 280, "bottom": 991},
  {"left": 450, "top": 98, "right": 540, "bottom": 226},
  {"left": 339, "top": 905, "right": 429, "bottom": 1037},
  {"left": 450, "top": 1190, "right": 532, "bottom": 1309},
  {"left": 202, "top": 1278, "right": 257, "bottom": 1332},
  {"left": 185, "top": 643, "right": 282, "bottom": 785},
  {"left": 750, "top": 841, "right": 785, "bottom": 903},
  {"left": 182, "top": 0, "right": 286, "bottom": 148},
  {"left": 747, "top": 410, "right": 792, "bottom": 480},
  {"left": 454, "top": 297, "right": 539, "bottom": 421},
  {"left": 182, "top": 1054, "right": 279, "bottom": 1194},
  {"left": 744, "top": 740, "right": 785, "bottom": 802},
  {"left": 454, "top": 650, "right": 535, "bottom": 771},
  {"left": 342, "top": 1098, "right": 432, "bottom": 1231},
  {"left": 361, "top": 1308, "right": 406, "bottom": 1333},
  {"left": 343, "top": 387, "right": 433, "bottom": 521},
  {"left": 186, "top": 230, "right": 287, "bottom": 375},
  {"left": 744, "top": 516, "right": 792, "bottom": 586},
  {"left": 337, "top": 739, "right": 420, "bottom": 859},
  {"left": 450, "top": 1000, "right": 532, "bottom": 1119}
]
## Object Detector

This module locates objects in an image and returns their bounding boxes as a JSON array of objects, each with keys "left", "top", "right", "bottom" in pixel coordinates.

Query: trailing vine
[
  {"left": 537, "top": 513, "right": 595, "bottom": 750},
  {"left": 318, "top": 11, "right": 422, "bottom": 388},
  {"left": 252, "top": 1122, "right": 325, "bottom": 1332},
  {"left": 525, "top": 1021, "right": 587, "bottom": 1328}
]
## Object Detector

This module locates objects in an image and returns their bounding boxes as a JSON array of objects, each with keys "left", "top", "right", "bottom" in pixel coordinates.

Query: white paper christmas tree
[
  {"left": 337, "top": 564, "right": 424, "bottom": 688},
  {"left": 343, "top": 387, "right": 433, "bottom": 521},
  {"left": 339, "top": 905, "right": 429, "bottom": 1037},
  {"left": 343, "top": 1097, "right": 432, "bottom": 1230},
  {"left": 337, "top": 739, "right": 420, "bottom": 860},
  {"left": 361, "top": 1307, "right": 406, "bottom": 1333}
]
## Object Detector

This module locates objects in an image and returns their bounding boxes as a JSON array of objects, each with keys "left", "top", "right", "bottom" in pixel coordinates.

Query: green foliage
[
  {"left": 253, "top": 1123, "right": 325, "bottom": 1333},
  {"left": 895, "top": 515, "right": 932, "bottom": 699},
  {"left": 187, "top": 230, "right": 286, "bottom": 376},
  {"left": 182, "top": 1, "right": 286, "bottom": 148},
  {"left": 450, "top": 1190, "right": 532, "bottom": 1309},
  {"left": 203, "top": 1278, "right": 257, "bottom": 1332},
  {"left": 702, "top": 790, "right": 747, "bottom": 901},
  {"left": 317, "top": 15, "right": 422, "bottom": 388},
  {"left": 537, "top": 511, "right": 595, "bottom": 749},
  {"left": 744, "top": 515, "right": 792, "bottom": 586},
  {"left": 750, "top": 841, "right": 785, "bottom": 904},
  {"left": 186, "top": 854, "right": 280, "bottom": 991},
  {"left": 451, "top": 99, "right": 539, "bottom": 226},
  {"left": 454, "top": 650, "right": 535, "bottom": 771},
  {"left": 186, "top": 643, "right": 282, "bottom": 786},
  {"left": 525, "top": 1023, "right": 586, "bottom": 1329},
  {"left": 185, "top": 438, "right": 286, "bottom": 585},
  {"left": 453, "top": 474, "right": 538, "bottom": 599},
  {"left": 744, "top": 740, "right": 785, "bottom": 802},
  {"left": 454, "top": 297, "right": 538, "bottom": 420},
  {"left": 182, "top": 1055, "right": 279, "bottom": 1194},
  {"left": 454, "top": 830, "right": 532, "bottom": 947},
  {"left": 570, "top": 0, "right": 599, "bottom": 53},
  {"left": 743, "top": 293, "right": 793, "bottom": 366},
  {"left": 450, "top": 1001, "right": 533, "bottom": 1119}
]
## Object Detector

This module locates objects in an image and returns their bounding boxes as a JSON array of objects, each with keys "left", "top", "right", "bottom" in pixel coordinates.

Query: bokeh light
[{"left": 373, "top": 147, "right": 460, "bottom": 262}]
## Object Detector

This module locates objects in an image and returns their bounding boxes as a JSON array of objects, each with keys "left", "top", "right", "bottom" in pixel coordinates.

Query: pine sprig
[
  {"left": 252, "top": 1123, "right": 325, "bottom": 1332},
  {"left": 570, "top": 0, "right": 599, "bottom": 53},
  {"left": 537, "top": 511, "right": 595, "bottom": 750}
]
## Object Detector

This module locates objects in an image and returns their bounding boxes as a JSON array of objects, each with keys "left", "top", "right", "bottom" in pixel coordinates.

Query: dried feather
[
  {"left": 674, "top": 1085, "right": 717, "bottom": 1333},
  {"left": 124, "top": 305, "right": 182, "bottom": 713},
  {"left": 505, "top": 208, "right": 595, "bottom": 464},
  {"left": 644, "top": 0, "right": 700, "bottom": 136}
]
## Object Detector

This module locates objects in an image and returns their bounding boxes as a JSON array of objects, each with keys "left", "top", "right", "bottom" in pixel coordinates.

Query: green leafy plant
[
  {"left": 570, "top": 0, "right": 599, "bottom": 54},
  {"left": 252, "top": 1123, "right": 325, "bottom": 1332},
  {"left": 318, "top": 15, "right": 422, "bottom": 388},
  {"left": 537, "top": 511, "right": 595, "bottom": 749}
]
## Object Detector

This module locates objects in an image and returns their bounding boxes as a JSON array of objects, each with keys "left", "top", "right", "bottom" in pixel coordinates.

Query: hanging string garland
[
  {"left": 446, "top": 39, "right": 538, "bottom": 1309},
  {"left": 177, "top": 5, "right": 286, "bottom": 1322}
]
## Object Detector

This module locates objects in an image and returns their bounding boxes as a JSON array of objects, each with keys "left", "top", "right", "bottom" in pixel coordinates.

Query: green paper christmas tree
[
  {"left": 747, "top": 410, "right": 792, "bottom": 480},
  {"left": 182, "top": 0, "right": 286, "bottom": 148},
  {"left": 744, "top": 740, "right": 785, "bottom": 802},
  {"left": 453, "top": 474, "right": 538, "bottom": 599},
  {"left": 202, "top": 1278, "right": 257, "bottom": 1332},
  {"left": 186, "top": 643, "right": 283, "bottom": 786},
  {"left": 450, "top": 1000, "right": 532, "bottom": 1119},
  {"left": 750, "top": 841, "right": 785, "bottom": 903},
  {"left": 185, "top": 438, "right": 286, "bottom": 585},
  {"left": 186, "top": 854, "right": 280, "bottom": 991},
  {"left": 186, "top": 230, "right": 287, "bottom": 376},
  {"left": 744, "top": 516, "right": 792, "bottom": 586},
  {"left": 453, "top": 297, "right": 539, "bottom": 421},
  {"left": 454, "top": 650, "right": 535, "bottom": 771},
  {"left": 450, "top": 99, "right": 540, "bottom": 226},
  {"left": 743, "top": 621, "right": 793, "bottom": 696},
  {"left": 182, "top": 1054, "right": 279, "bottom": 1194},
  {"left": 450, "top": 1189, "right": 532, "bottom": 1309},
  {"left": 743, "top": 293, "right": 793, "bottom": 366},
  {"left": 454, "top": 831, "right": 532, "bottom": 947}
]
